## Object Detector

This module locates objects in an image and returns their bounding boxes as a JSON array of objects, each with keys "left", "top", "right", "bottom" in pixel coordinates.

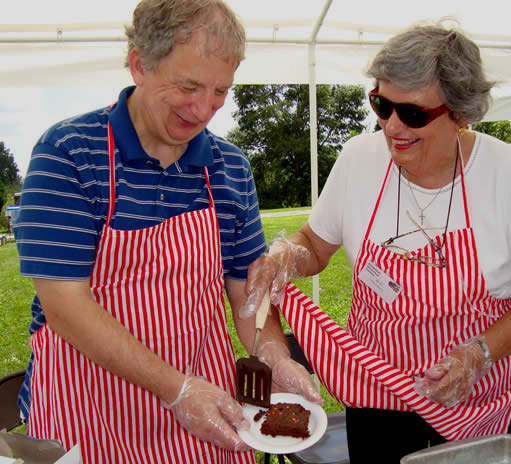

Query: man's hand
[
  {"left": 258, "top": 341, "right": 323, "bottom": 404},
  {"left": 163, "top": 374, "right": 251, "bottom": 452}
]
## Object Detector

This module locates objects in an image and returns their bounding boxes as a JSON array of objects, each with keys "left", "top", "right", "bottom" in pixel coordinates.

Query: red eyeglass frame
[{"left": 368, "top": 88, "right": 451, "bottom": 128}]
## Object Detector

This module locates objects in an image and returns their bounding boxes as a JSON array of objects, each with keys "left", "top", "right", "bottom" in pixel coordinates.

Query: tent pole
[
  {"left": 309, "top": 0, "right": 332, "bottom": 305},
  {"left": 309, "top": 43, "right": 320, "bottom": 305}
]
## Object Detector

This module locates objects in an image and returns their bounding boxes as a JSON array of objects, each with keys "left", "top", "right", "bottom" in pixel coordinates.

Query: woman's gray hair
[
  {"left": 367, "top": 23, "right": 495, "bottom": 124},
  {"left": 124, "top": 0, "right": 246, "bottom": 71}
]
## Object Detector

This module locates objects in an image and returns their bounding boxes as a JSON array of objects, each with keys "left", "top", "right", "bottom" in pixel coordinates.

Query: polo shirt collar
[{"left": 108, "top": 86, "right": 214, "bottom": 168}]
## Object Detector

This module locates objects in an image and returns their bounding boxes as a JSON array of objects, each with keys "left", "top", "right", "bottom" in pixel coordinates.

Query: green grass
[
  {"left": 0, "top": 212, "right": 353, "bottom": 463},
  {"left": 260, "top": 206, "right": 312, "bottom": 214},
  {"left": 0, "top": 241, "right": 34, "bottom": 378}
]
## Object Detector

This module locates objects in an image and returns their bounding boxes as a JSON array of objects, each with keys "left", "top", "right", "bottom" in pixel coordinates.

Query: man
[{"left": 14, "top": 1, "right": 320, "bottom": 462}]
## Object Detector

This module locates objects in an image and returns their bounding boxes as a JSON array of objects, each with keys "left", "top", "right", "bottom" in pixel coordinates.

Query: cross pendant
[{"left": 418, "top": 211, "right": 425, "bottom": 225}]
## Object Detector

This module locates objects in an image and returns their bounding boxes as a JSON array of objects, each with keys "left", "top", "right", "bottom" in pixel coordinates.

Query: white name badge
[{"left": 359, "top": 260, "right": 402, "bottom": 305}]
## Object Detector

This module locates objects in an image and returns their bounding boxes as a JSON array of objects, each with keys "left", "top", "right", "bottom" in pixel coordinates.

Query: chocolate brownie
[
  {"left": 258, "top": 402, "right": 311, "bottom": 439},
  {"left": 254, "top": 409, "right": 266, "bottom": 422}
]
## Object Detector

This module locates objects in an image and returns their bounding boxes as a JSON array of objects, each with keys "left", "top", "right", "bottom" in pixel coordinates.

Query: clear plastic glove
[
  {"left": 414, "top": 337, "right": 492, "bottom": 408},
  {"left": 258, "top": 341, "right": 323, "bottom": 404},
  {"left": 162, "top": 373, "right": 250, "bottom": 452},
  {"left": 241, "top": 231, "right": 310, "bottom": 319}
]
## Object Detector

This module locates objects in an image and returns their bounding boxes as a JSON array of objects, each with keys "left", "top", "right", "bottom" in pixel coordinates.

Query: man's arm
[
  {"left": 34, "top": 278, "right": 250, "bottom": 450},
  {"left": 34, "top": 278, "right": 185, "bottom": 404},
  {"left": 226, "top": 277, "right": 287, "bottom": 354}
]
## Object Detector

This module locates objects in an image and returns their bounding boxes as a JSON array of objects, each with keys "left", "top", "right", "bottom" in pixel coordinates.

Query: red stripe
[
  {"left": 105, "top": 123, "right": 116, "bottom": 227},
  {"left": 364, "top": 159, "right": 394, "bottom": 241}
]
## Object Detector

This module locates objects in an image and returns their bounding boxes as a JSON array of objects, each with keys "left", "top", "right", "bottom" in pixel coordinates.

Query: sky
[{"left": 0, "top": 86, "right": 238, "bottom": 180}]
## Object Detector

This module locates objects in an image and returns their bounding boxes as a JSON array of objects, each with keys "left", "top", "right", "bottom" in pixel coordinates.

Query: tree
[
  {"left": 473, "top": 120, "right": 511, "bottom": 143},
  {"left": 227, "top": 84, "right": 368, "bottom": 208},
  {"left": 0, "top": 141, "right": 22, "bottom": 213},
  {"left": 0, "top": 141, "right": 22, "bottom": 186}
]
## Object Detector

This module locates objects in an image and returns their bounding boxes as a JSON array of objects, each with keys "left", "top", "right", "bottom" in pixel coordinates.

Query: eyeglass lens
[{"left": 369, "top": 91, "right": 449, "bottom": 129}]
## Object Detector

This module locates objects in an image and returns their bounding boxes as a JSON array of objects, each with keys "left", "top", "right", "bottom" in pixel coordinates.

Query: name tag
[{"left": 359, "top": 260, "right": 402, "bottom": 305}]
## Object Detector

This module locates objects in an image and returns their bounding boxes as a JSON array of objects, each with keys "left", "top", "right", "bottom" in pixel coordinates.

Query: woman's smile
[{"left": 391, "top": 137, "right": 421, "bottom": 150}]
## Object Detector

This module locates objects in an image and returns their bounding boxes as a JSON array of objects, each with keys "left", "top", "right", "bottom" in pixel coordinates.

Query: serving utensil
[{"left": 235, "top": 291, "right": 272, "bottom": 407}]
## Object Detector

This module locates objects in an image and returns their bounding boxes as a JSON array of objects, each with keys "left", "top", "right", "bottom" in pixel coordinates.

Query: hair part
[
  {"left": 125, "top": 0, "right": 246, "bottom": 71},
  {"left": 366, "top": 23, "right": 495, "bottom": 124}
]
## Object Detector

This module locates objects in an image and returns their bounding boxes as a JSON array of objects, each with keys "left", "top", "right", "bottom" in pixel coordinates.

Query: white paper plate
[{"left": 238, "top": 392, "right": 327, "bottom": 454}]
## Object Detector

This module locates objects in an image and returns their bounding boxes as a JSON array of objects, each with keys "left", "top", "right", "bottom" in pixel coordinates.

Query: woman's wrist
[{"left": 472, "top": 336, "right": 495, "bottom": 370}]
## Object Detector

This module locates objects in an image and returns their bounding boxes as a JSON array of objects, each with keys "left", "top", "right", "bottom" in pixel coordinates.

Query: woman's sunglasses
[{"left": 368, "top": 88, "right": 450, "bottom": 128}]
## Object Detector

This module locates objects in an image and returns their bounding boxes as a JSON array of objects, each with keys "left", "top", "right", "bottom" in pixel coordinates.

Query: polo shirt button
[{"left": 160, "top": 193, "right": 164, "bottom": 201}]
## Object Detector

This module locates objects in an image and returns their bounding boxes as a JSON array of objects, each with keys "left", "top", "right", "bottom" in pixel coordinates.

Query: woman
[
  {"left": 14, "top": 1, "right": 320, "bottom": 463},
  {"left": 243, "top": 24, "right": 511, "bottom": 462}
]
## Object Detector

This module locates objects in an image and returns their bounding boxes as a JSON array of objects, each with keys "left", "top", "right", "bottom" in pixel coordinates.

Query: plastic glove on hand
[
  {"left": 162, "top": 374, "right": 250, "bottom": 452},
  {"left": 258, "top": 341, "right": 323, "bottom": 404},
  {"left": 414, "top": 338, "right": 491, "bottom": 407},
  {"left": 241, "top": 232, "right": 310, "bottom": 319}
]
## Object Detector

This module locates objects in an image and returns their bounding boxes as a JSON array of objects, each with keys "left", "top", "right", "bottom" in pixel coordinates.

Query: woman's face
[{"left": 377, "top": 81, "right": 461, "bottom": 181}]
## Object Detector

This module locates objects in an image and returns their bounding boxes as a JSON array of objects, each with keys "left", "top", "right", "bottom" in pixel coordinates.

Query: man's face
[{"left": 134, "top": 30, "right": 237, "bottom": 147}]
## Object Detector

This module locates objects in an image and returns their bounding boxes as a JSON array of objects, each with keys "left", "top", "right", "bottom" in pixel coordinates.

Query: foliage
[
  {"left": 0, "top": 141, "right": 22, "bottom": 186},
  {"left": 0, "top": 141, "right": 22, "bottom": 213},
  {"left": 0, "top": 181, "right": 6, "bottom": 215},
  {"left": 473, "top": 120, "right": 511, "bottom": 143},
  {"left": 227, "top": 84, "right": 368, "bottom": 209}
]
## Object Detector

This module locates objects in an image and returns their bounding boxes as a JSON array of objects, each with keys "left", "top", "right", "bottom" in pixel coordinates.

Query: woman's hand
[
  {"left": 163, "top": 374, "right": 250, "bottom": 452},
  {"left": 414, "top": 338, "right": 492, "bottom": 407},
  {"left": 240, "top": 233, "right": 310, "bottom": 319}
]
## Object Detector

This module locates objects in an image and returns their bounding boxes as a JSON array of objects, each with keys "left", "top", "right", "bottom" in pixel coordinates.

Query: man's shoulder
[
  {"left": 37, "top": 106, "right": 110, "bottom": 150},
  {"left": 205, "top": 130, "right": 252, "bottom": 186},
  {"left": 205, "top": 129, "right": 248, "bottom": 163}
]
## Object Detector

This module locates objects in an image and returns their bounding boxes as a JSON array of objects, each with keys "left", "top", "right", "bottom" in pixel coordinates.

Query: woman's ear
[{"left": 128, "top": 48, "right": 145, "bottom": 86}]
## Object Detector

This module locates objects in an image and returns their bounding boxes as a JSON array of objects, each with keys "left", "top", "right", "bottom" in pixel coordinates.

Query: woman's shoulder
[
  {"left": 334, "top": 131, "right": 389, "bottom": 175},
  {"left": 343, "top": 130, "right": 387, "bottom": 151},
  {"left": 473, "top": 131, "right": 511, "bottom": 166}
]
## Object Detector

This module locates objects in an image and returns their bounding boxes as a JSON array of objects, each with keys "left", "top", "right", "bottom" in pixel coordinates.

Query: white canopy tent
[
  {"left": 2, "top": 0, "right": 511, "bottom": 87},
  {"left": 2, "top": 0, "right": 511, "bottom": 301}
]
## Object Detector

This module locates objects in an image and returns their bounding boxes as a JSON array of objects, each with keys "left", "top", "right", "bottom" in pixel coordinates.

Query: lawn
[
  {"left": 0, "top": 239, "right": 35, "bottom": 378},
  {"left": 0, "top": 212, "right": 353, "bottom": 462}
]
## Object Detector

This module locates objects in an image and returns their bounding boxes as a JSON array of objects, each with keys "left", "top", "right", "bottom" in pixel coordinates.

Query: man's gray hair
[
  {"left": 125, "top": 0, "right": 246, "bottom": 70},
  {"left": 367, "top": 23, "right": 495, "bottom": 124}
]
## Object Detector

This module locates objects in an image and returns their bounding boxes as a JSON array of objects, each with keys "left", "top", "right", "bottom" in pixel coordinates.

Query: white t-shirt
[{"left": 309, "top": 131, "right": 511, "bottom": 299}]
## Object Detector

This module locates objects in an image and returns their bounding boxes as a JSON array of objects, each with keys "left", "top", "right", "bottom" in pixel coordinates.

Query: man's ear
[{"left": 128, "top": 48, "right": 145, "bottom": 86}]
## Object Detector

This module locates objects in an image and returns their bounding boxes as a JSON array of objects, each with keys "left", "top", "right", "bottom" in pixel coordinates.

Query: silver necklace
[{"left": 406, "top": 179, "right": 443, "bottom": 225}]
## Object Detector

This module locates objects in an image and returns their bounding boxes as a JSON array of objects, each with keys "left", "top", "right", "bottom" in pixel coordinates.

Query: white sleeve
[{"left": 308, "top": 137, "right": 355, "bottom": 246}]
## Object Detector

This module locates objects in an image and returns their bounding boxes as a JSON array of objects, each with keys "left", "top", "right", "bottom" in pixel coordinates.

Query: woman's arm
[{"left": 241, "top": 222, "right": 340, "bottom": 319}]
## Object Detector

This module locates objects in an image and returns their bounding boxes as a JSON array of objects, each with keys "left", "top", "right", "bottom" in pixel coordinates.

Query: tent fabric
[
  {"left": 1, "top": 0, "right": 511, "bottom": 119},
  {"left": 1, "top": 0, "right": 511, "bottom": 85}
]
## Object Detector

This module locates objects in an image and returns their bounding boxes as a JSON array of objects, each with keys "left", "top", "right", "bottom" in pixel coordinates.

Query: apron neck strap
[
  {"left": 364, "top": 135, "right": 471, "bottom": 241},
  {"left": 106, "top": 122, "right": 116, "bottom": 227}
]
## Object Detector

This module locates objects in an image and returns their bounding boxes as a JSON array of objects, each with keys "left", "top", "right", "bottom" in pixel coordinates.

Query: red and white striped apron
[
  {"left": 280, "top": 157, "right": 511, "bottom": 440},
  {"left": 28, "top": 122, "right": 255, "bottom": 464}
]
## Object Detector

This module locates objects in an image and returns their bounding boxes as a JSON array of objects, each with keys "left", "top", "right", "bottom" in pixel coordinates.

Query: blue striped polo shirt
[{"left": 15, "top": 86, "right": 267, "bottom": 417}]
